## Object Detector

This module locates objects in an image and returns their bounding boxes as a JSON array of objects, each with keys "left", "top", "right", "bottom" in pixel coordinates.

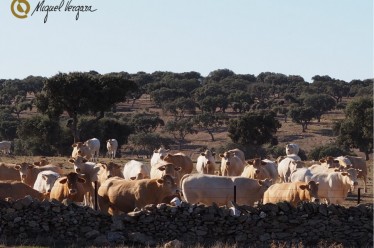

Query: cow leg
[{"left": 97, "top": 195, "right": 110, "bottom": 215}]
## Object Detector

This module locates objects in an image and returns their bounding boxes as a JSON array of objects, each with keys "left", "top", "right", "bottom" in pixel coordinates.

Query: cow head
[
  {"left": 319, "top": 156, "right": 339, "bottom": 169},
  {"left": 99, "top": 162, "right": 122, "bottom": 180},
  {"left": 285, "top": 144, "right": 299, "bottom": 155},
  {"left": 258, "top": 178, "right": 273, "bottom": 191},
  {"left": 341, "top": 168, "right": 359, "bottom": 191},
  {"left": 14, "top": 162, "right": 34, "bottom": 181},
  {"left": 42, "top": 173, "right": 60, "bottom": 193},
  {"left": 156, "top": 163, "right": 181, "bottom": 178},
  {"left": 59, "top": 172, "right": 86, "bottom": 195},
  {"left": 299, "top": 180, "right": 319, "bottom": 204},
  {"left": 68, "top": 156, "right": 88, "bottom": 173},
  {"left": 157, "top": 174, "right": 179, "bottom": 196}
]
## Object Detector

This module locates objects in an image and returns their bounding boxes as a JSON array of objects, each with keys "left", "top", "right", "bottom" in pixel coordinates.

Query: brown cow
[
  {"left": 98, "top": 175, "right": 179, "bottom": 215},
  {"left": 97, "top": 162, "right": 124, "bottom": 186},
  {"left": 49, "top": 172, "right": 86, "bottom": 202},
  {"left": 0, "top": 163, "right": 21, "bottom": 181},
  {"left": 14, "top": 162, "right": 64, "bottom": 187},
  {"left": 263, "top": 181, "right": 320, "bottom": 207},
  {"left": 0, "top": 180, "right": 47, "bottom": 201}
]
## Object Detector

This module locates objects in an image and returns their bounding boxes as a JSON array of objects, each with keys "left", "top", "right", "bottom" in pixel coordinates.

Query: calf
[
  {"left": 50, "top": 172, "right": 86, "bottom": 203},
  {"left": 263, "top": 181, "right": 319, "bottom": 207},
  {"left": 98, "top": 175, "right": 178, "bottom": 215}
]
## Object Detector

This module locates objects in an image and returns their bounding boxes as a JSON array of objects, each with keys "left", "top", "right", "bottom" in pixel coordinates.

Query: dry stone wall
[{"left": 0, "top": 196, "right": 372, "bottom": 247}]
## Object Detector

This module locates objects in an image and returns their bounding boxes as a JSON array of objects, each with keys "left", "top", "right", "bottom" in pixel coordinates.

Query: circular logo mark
[{"left": 11, "top": 0, "right": 30, "bottom": 19}]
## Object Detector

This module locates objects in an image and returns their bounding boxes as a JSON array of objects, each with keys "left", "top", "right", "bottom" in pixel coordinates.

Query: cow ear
[
  {"left": 72, "top": 143, "right": 77, "bottom": 147},
  {"left": 28, "top": 164, "right": 34, "bottom": 169},
  {"left": 34, "top": 162, "right": 40, "bottom": 166},
  {"left": 15, "top": 164, "right": 21, "bottom": 170},
  {"left": 115, "top": 163, "right": 121, "bottom": 169},
  {"left": 258, "top": 180, "right": 264, "bottom": 186},
  {"left": 212, "top": 152, "right": 216, "bottom": 156},
  {"left": 299, "top": 185, "right": 308, "bottom": 190},
  {"left": 261, "top": 161, "right": 267, "bottom": 166},
  {"left": 68, "top": 158, "right": 75, "bottom": 164},
  {"left": 78, "top": 177, "right": 86, "bottom": 183},
  {"left": 83, "top": 158, "right": 88, "bottom": 163},
  {"left": 247, "top": 160, "right": 254, "bottom": 165},
  {"left": 42, "top": 175, "right": 48, "bottom": 181},
  {"left": 156, "top": 178, "right": 164, "bottom": 184},
  {"left": 101, "top": 163, "right": 107, "bottom": 169},
  {"left": 319, "top": 159, "right": 326, "bottom": 163},
  {"left": 200, "top": 152, "right": 205, "bottom": 156},
  {"left": 219, "top": 154, "right": 224, "bottom": 158},
  {"left": 59, "top": 178, "right": 67, "bottom": 184},
  {"left": 341, "top": 172, "right": 348, "bottom": 176},
  {"left": 130, "top": 177, "right": 136, "bottom": 180}
]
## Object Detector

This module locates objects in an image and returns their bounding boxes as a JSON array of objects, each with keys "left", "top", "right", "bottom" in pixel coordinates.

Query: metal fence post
[
  {"left": 357, "top": 188, "right": 361, "bottom": 205},
  {"left": 94, "top": 181, "right": 98, "bottom": 211},
  {"left": 234, "top": 185, "right": 236, "bottom": 203}
]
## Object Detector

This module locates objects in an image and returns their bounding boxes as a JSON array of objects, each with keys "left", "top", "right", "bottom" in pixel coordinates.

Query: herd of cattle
[{"left": 0, "top": 139, "right": 369, "bottom": 216}]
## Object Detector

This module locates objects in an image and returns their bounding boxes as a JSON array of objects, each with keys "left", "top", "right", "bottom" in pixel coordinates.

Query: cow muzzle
[{"left": 75, "top": 168, "right": 81, "bottom": 173}]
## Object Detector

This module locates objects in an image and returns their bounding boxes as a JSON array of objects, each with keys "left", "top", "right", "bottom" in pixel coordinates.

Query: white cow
[
  {"left": 150, "top": 147, "right": 169, "bottom": 167},
  {"left": 181, "top": 174, "right": 272, "bottom": 207},
  {"left": 0, "top": 141, "right": 11, "bottom": 155},
  {"left": 106, "top": 139, "right": 118, "bottom": 159},
  {"left": 285, "top": 143, "right": 299, "bottom": 156},
  {"left": 308, "top": 168, "right": 359, "bottom": 204},
  {"left": 277, "top": 157, "right": 304, "bottom": 183},
  {"left": 219, "top": 151, "right": 245, "bottom": 176},
  {"left": 123, "top": 160, "right": 151, "bottom": 180},
  {"left": 84, "top": 138, "right": 100, "bottom": 162},
  {"left": 33, "top": 170, "right": 60, "bottom": 194},
  {"left": 196, "top": 150, "right": 216, "bottom": 175}
]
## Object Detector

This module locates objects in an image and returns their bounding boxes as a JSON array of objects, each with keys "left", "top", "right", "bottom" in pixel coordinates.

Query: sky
[{"left": 0, "top": 0, "right": 372, "bottom": 83}]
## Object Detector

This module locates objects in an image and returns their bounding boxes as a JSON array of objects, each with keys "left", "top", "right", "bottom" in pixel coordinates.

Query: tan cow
[
  {"left": 162, "top": 152, "right": 193, "bottom": 176},
  {"left": 0, "top": 180, "right": 47, "bottom": 201},
  {"left": 0, "top": 163, "right": 21, "bottom": 181},
  {"left": 263, "top": 181, "right": 320, "bottom": 207},
  {"left": 277, "top": 157, "right": 304, "bottom": 182},
  {"left": 181, "top": 174, "right": 272, "bottom": 207},
  {"left": 14, "top": 162, "right": 63, "bottom": 187},
  {"left": 242, "top": 158, "right": 278, "bottom": 182},
  {"left": 219, "top": 151, "right": 245, "bottom": 176},
  {"left": 150, "top": 161, "right": 181, "bottom": 182},
  {"left": 71, "top": 142, "right": 91, "bottom": 160},
  {"left": 98, "top": 175, "right": 179, "bottom": 215},
  {"left": 97, "top": 162, "right": 124, "bottom": 186},
  {"left": 50, "top": 172, "right": 86, "bottom": 203},
  {"left": 68, "top": 156, "right": 100, "bottom": 207}
]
